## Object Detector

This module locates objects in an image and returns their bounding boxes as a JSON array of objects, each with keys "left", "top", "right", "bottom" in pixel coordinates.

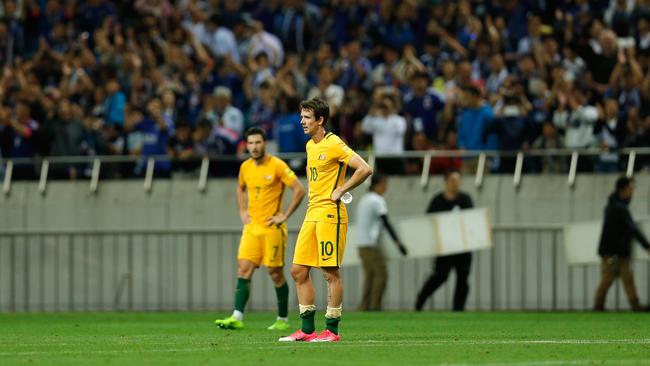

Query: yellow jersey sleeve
[
  {"left": 330, "top": 135, "right": 355, "bottom": 165},
  {"left": 274, "top": 157, "right": 297, "bottom": 186}
]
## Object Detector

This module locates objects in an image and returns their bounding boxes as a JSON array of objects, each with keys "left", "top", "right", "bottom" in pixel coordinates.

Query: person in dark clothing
[
  {"left": 594, "top": 176, "right": 650, "bottom": 312},
  {"left": 415, "top": 170, "right": 474, "bottom": 311}
]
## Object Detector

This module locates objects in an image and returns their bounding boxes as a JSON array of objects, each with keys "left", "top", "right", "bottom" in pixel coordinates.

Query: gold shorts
[
  {"left": 238, "top": 223, "right": 288, "bottom": 267},
  {"left": 293, "top": 221, "right": 347, "bottom": 268}
]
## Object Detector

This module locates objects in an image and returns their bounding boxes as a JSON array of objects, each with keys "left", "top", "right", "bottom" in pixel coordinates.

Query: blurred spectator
[
  {"left": 531, "top": 121, "right": 566, "bottom": 173},
  {"left": 132, "top": 99, "right": 171, "bottom": 178},
  {"left": 42, "top": 99, "right": 85, "bottom": 179},
  {"left": 455, "top": 85, "right": 496, "bottom": 173},
  {"left": 487, "top": 87, "right": 533, "bottom": 172},
  {"left": 103, "top": 79, "right": 126, "bottom": 127},
  {"left": 361, "top": 95, "right": 406, "bottom": 174},
  {"left": 0, "top": 101, "right": 39, "bottom": 179},
  {"left": 593, "top": 99, "right": 626, "bottom": 172},
  {"left": 276, "top": 95, "right": 308, "bottom": 154},
  {"left": 307, "top": 65, "right": 344, "bottom": 117},
  {"left": 554, "top": 86, "right": 599, "bottom": 171},
  {"left": 248, "top": 80, "right": 277, "bottom": 139},
  {"left": 166, "top": 120, "right": 198, "bottom": 177},
  {"left": 403, "top": 71, "right": 448, "bottom": 143},
  {"left": 211, "top": 86, "right": 244, "bottom": 137}
]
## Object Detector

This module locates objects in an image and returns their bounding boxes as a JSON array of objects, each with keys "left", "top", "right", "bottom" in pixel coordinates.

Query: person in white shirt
[
  {"left": 212, "top": 86, "right": 244, "bottom": 137},
  {"left": 354, "top": 174, "right": 407, "bottom": 311},
  {"left": 361, "top": 97, "right": 407, "bottom": 173},
  {"left": 361, "top": 97, "right": 406, "bottom": 155},
  {"left": 204, "top": 14, "right": 240, "bottom": 64}
]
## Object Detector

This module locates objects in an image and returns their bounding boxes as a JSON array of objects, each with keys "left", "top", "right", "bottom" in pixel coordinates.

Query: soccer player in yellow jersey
[
  {"left": 279, "top": 98, "right": 373, "bottom": 342},
  {"left": 215, "top": 127, "right": 305, "bottom": 330}
]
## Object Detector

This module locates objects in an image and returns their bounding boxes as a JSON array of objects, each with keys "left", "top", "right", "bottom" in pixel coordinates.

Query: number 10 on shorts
[{"left": 320, "top": 241, "right": 334, "bottom": 257}]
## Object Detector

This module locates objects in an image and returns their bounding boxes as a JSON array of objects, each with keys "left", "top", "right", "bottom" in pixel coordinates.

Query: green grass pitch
[{"left": 0, "top": 311, "right": 648, "bottom": 365}]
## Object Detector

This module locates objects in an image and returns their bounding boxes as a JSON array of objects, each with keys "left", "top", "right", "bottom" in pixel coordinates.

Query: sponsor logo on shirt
[{"left": 318, "top": 154, "right": 327, "bottom": 160}]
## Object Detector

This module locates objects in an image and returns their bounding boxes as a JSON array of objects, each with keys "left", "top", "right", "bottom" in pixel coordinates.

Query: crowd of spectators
[{"left": 1, "top": 0, "right": 650, "bottom": 179}]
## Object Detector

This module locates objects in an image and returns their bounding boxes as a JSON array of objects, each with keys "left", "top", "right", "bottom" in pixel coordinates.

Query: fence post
[
  {"left": 567, "top": 151, "right": 578, "bottom": 188},
  {"left": 90, "top": 158, "right": 101, "bottom": 193},
  {"left": 38, "top": 159, "right": 49, "bottom": 195},
  {"left": 144, "top": 158, "right": 155, "bottom": 193},
  {"left": 3, "top": 161, "right": 13, "bottom": 196},
  {"left": 475, "top": 153, "right": 486, "bottom": 189},
  {"left": 420, "top": 152, "right": 432, "bottom": 190}
]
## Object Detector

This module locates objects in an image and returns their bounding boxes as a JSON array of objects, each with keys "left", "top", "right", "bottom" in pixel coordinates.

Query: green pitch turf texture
[{"left": 1, "top": 311, "right": 648, "bottom": 366}]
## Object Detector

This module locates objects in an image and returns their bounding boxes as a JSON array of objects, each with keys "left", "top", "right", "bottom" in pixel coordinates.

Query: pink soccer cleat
[
  {"left": 309, "top": 329, "right": 341, "bottom": 342},
  {"left": 278, "top": 329, "right": 318, "bottom": 342}
]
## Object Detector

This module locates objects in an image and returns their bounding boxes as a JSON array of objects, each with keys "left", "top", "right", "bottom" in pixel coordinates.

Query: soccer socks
[
  {"left": 275, "top": 282, "right": 289, "bottom": 318},
  {"left": 325, "top": 305, "right": 342, "bottom": 335},
  {"left": 234, "top": 278, "right": 251, "bottom": 315},
  {"left": 299, "top": 304, "right": 316, "bottom": 334}
]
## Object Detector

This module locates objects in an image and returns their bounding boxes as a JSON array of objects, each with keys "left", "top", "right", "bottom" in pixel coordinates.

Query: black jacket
[
  {"left": 427, "top": 192, "right": 474, "bottom": 213},
  {"left": 598, "top": 193, "right": 650, "bottom": 258}
]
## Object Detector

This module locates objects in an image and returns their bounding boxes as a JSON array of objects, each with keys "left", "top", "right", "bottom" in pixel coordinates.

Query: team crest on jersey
[
  {"left": 318, "top": 154, "right": 327, "bottom": 160},
  {"left": 264, "top": 175, "right": 273, "bottom": 180}
]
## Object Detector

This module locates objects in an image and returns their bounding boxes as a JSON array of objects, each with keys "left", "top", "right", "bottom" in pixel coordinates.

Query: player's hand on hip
[
  {"left": 240, "top": 210, "right": 251, "bottom": 225},
  {"left": 266, "top": 213, "right": 287, "bottom": 226},
  {"left": 331, "top": 188, "right": 344, "bottom": 202}
]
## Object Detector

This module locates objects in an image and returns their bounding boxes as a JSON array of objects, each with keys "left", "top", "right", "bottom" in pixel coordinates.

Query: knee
[
  {"left": 323, "top": 269, "right": 341, "bottom": 284},
  {"left": 290, "top": 265, "right": 309, "bottom": 283},
  {"left": 268, "top": 268, "right": 285, "bottom": 285},
  {"left": 237, "top": 265, "right": 254, "bottom": 279}
]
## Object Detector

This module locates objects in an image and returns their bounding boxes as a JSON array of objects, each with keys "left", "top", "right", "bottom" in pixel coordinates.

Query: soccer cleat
[
  {"left": 278, "top": 329, "right": 317, "bottom": 342},
  {"left": 310, "top": 329, "right": 341, "bottom": 342},
  {"left": 267, "top": 319, "right": 290, "bottom": 330},
  {"left": 214, "top": 316, "right": 244, "bottom": 330}
]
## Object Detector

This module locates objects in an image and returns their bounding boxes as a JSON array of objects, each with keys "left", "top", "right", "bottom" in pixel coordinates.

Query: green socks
[
  {"left": 300, "top": 310, "right": 316, "bottom": 334},
  {"left": 234, "top": 278, "right": 251, "bottom": 312},
  {"left": 275, "top": 282, "right": 289, "bottom": 318},
  {"left": 326, "top": 317, "right": 340, "bottom": 335}
]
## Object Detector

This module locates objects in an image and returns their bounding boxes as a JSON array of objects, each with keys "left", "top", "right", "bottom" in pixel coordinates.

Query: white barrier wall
[{"left": 1, "top": 174, "right": 649, "bottom": 312}]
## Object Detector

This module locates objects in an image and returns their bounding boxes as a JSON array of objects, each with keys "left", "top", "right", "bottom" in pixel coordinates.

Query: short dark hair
[
  {"left": 369, "top": 173, "right": 387, "bottom": 190},
  {"left": 245, "top": 127, "right": 266, "bottom": 141},
  {"left": 300, "top": 98, "right": 330, "bottom": 126},
  {"left": 615, "top": 176, "right": 634, "bottom": 193}
]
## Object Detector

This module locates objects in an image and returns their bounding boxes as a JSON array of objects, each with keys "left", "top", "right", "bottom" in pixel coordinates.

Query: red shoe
[
  {"left": 309, "top": 329, "right": 341, "bottom": 342},
  {"left": 278, "top": 329, "right": 318, "bottom": 342}
]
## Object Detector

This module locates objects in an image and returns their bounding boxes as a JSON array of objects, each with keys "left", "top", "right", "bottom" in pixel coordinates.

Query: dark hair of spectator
[
  {"left": 369, "top": 173, "right": 387, "bottom": 191},
  {"left": 196, "top": 118, "right": 212, "bottom": 130},
  {"left": 615, "top": 176, "right": 634, "bottom": 193},
  {"left": 244, "top": 127, "right": 267, "bottom": 142},
  {"left": 300, "top": 98, "right": 330, "bottom": 126},
  {"left": 464, "top": 85, "right": 481, "bottom": 97}
]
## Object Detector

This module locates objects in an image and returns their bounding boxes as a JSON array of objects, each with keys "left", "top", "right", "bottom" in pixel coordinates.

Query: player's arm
[
  {"left": 267, "top": 179, "right": 306, "bottom": 226},
  {"left": 236, "top": 182, "right": 250, "bottom": 225},
  {"left": 331, "top": 154, "right": 373, "bottom": 202}
]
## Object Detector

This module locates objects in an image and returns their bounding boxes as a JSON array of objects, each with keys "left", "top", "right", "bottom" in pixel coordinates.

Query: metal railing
[
  {"left": 2, "top": 147, "right": 649, "bottom": 196},
  {"left": 1, "top": 225, "right": 646, "bottom": 312}
]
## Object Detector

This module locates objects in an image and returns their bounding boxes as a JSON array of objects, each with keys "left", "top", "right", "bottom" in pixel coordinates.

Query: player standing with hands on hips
[
  {"left": 215, "top": 127, "right": 305, "bottom": 330},
  {"left": 279, "top": 98, "right": 373, "bottom": 342}
]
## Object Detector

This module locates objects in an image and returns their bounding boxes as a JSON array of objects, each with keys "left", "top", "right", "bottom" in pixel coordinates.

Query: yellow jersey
[
  {"left": 239, "top": 155, "right": 297, "bottom": 225},
  {"left": 304, "top": 132, "right": 355, "bottom": 224}
]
